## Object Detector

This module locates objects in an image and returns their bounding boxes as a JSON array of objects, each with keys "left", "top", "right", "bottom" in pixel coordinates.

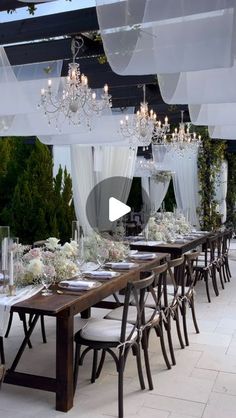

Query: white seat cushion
[
  {"left": 144, "top": 291, "right": 176, "bottom": 308},
  {"left": 105, "top": 305, "right": 160, "bottom": 324},
  {"left": 80, "top": 319, "right": 137, "bottom": 342},
  {"left": 166, "top": 284, "right": 191, "bottom": 296}
]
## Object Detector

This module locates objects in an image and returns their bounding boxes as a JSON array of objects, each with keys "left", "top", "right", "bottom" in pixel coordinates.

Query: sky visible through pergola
[{"left": 1, "top": 0, "right": 95, "bottom": 22}]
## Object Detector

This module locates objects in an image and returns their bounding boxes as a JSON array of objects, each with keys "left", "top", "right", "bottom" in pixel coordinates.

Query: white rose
[
  {"left": 27, "top": 259, "right": 44, "bottom": 277},
  {"left": 45, "top": 237, "right": 60, "bottom": 251},
  {"left": 61, "top": 242, "right": 75, "bottom": 257}
]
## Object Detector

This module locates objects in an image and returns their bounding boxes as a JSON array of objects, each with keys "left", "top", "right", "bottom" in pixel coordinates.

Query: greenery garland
[
  {"left": 197, "top": 129, "right": 226, "bottom": 230},
  {"left": 152, "top": 170, "right": 172, "bottom": 184},
  {"left": 7, "top": 0, "right": 71, "bottom": 16},
  {"left": 226, "top": 152, "right": 236, "bottom": 229}
]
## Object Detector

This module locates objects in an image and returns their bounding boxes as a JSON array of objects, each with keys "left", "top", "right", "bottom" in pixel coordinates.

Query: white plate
[{"left": 59, "top": 279, "right": 102, "bottom": 291}]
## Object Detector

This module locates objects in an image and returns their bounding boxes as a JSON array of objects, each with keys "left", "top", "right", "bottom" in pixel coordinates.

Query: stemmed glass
[
  {"left": 76, "top": 238, "right": 85, "bottom": 277},
  {"left": 96, "top": 246, "right": 108, "bottom": 269},
  {"left": 41, "top": 273, "right": 53, "bottom": 296}
]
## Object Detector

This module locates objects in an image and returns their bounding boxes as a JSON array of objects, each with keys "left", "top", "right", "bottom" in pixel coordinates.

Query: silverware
[{"left": 56, "top": 289, "right": 82, "bottom": 296}]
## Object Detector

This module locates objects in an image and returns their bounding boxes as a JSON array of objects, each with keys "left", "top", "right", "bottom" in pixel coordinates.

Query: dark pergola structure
[{"left": 0, "top": 1, "right": 188, "bottom": 123}]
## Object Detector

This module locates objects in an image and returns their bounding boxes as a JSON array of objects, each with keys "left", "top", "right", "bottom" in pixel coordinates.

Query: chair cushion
[
  {"left": 166, "top": 284, "right": 191, "bottom": 296},
  {"left": 144, "top": 291, "right": 176, "bottom": 308},
  {"left": 80, "top": 319, "right": 137, "bottom": 342},
  {"left": 105, "top": 305, "right": 160, "bottom": 324}
]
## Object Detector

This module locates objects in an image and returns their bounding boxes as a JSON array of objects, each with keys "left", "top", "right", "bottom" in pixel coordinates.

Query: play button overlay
[
  {"left": 109, "top": 197, "right": 131, "bottom": 222},
  {"left": 86, "top": 176, "right": 151, "bottom": 241}
]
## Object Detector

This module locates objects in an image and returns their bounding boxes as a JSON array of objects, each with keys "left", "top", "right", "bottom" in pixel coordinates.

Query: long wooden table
[
  {"left": 130, "top": 234, "right": 211, "bottom": 258},
  {"left": 3, "top": 253, "right": 167, "bottom": 412}
]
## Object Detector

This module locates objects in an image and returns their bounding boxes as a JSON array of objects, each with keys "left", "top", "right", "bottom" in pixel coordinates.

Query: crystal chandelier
[
  {"left": 40, "top": 36, "right": 112, "bottom": 128},
  {"left": 152, "top": 110, "right": 201, "bottom": 156},
  {"left": 120, "top": 85, "right": 157, "bottom": 148},
  {"left": 170, "top": 110, "right": 201, "bottom": 147},
  {"left": 151, "top": 116, "right": 170, "bottom": 144}
]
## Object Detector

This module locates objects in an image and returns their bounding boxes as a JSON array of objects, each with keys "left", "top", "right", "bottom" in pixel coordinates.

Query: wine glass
[
  {"left": 76, "top": 240, "right": 85, "bottom": 277},
  {"left": 41, "top": 273, "right": 53, "bottom": 296},
  {"left": 96, "top": 246, "right": 108, "bottom": 269}
]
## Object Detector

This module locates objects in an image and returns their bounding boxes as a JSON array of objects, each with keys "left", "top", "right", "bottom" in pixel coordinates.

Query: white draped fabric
[
  {"left": 209, "top": 125, "right": 236, "bottom": 139},
  {"left": 215, "top": 160, "right": 228, "bottom": 223},
  {"left": 152, "top": 145, "right": 200, "bottom": 226},
  {"left": 158, "top": 58, "right": 236, "bottom": 105},
  {"left": 149, "top": 178, "right": 171, "bottom": 212},
  {"left": 95, "top": 146, "right": 137, "bottom": 230},
  {"left": 70, "top": 145, "right": 137, "bottom": 232},
  {"left": 141, "top": 177, "right": 170, "bottom": 212},
  {"left": 96, "top": 0, "right": 236, "bottom": 75},
  {"left": 70, "top": 147, "right": 95, "bottom": 232},
  {"left": 189, "top": 103, "right": 236, "bottom": 125},
  {"left": 0, "top": 47, "right": 62, "bottom": 119}
]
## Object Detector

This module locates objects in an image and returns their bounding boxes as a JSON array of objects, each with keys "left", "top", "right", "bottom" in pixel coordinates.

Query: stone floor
[{"left": 1, "top": 253, "right": 236, "bottom": 418}]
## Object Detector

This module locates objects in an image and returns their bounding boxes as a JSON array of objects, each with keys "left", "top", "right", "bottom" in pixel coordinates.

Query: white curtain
[
  {"left": 96, "top": 0, "right": 235, "bottom": 75},
  {"left": 141, "top": 177, "right": 170, "bottom": 212},
  {"left": 158, "top": 57, "right": 236, "bottom": 105},
  {"left": 189, "top": 103, "right": 236, "bottom": 125},
  {"left": 70, "top": 145, "right": 137, "bottom": 232},
  {"left": 70, "top": 146, "right": 96, "bottom": 233},
  {"left": 209, "top": 125, "right": 236, "bottom": 139},
  {"left": 150, "top": 177, "right": 171, "bottom": 212},
  {"left": 152, "top": 145, "right": 200, "bottom": 226}
]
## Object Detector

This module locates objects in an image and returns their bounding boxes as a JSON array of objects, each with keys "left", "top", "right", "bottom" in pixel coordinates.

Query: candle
[
  {"left": 9, "top": 251, "right": 14, "bottom": 286},
  {"left": 1, "top": 237, "right": 8, "bottom": 271},
  {"left": 74, "top": 229, "right": 78, "bottom": 242}
]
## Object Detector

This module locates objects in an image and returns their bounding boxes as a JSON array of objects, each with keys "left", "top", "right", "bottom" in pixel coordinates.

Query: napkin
[
  {"left": 105, "top": 262, "right": 137, "bottom": 270},
  {"left": 131, "top": 240, "right": 165, "bottom": 246},
  {"left": 0, "top": 285, "right": 43, "bottom": 337},
  {"left": 60, "top": 279, "right": 99, "bottom": 289},
  {"left": 83, "top": 271, "right": 118, "bottom": 279},
  {"left": 130, "top": 253, "right": 156, "bottom": 260}
]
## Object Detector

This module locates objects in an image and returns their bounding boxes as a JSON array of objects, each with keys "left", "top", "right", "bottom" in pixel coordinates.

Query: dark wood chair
[
  {"left": 165, "top": 257, "right": 186, "bottom": 351},
  {"left": 194, "top": 235, "right": 220, "bottom": 302},
  {"left": 222, "top": 230, "right": 232, "bottom": 282},
  {"left": 73, "top": 272, "right": 155, "bottom": 418},
  {"left": 105, "top": 264, "right": 172, "bottom": 373}
]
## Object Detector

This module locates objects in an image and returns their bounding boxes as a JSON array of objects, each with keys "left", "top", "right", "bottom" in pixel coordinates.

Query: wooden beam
[
  {"left": 0, "top": 7, "right": 99, "bottom": 45},
  {"left": 0, "top": 1, "right": 29, "bottom": 11},
  {"left": 5, "top": 38, "right": 104, "bottom": 65}
]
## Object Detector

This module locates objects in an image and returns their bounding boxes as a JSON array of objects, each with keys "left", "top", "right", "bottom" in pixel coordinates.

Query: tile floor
[{"left": 1, "top": 253, "right": 236, "bottom": 417}]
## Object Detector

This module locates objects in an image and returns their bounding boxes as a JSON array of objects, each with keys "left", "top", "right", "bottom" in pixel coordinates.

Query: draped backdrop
[
  {"left": 152, "top": 145, "right": 200, "bottom": 226},
  {"left": 70, "top": 146, "right": 137, "bottom": 232}
]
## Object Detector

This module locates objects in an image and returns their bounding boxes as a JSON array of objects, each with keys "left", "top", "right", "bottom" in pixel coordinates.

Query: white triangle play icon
[{"left": 109, "top": 197, "right": 131, "bottom": 222}]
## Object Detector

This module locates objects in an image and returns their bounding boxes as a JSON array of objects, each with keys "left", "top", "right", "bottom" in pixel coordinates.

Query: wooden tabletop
[
  {"left": 130, "top": 234, "right": 211, "bottom": 257},
  {"left": 12, "top": 253, "right": 168, "bottom": 317}
]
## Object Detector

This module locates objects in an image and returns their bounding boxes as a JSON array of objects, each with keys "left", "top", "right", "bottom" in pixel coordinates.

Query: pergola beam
[{"left": 0, "top": 7, "right": 99, "bottom": 45}]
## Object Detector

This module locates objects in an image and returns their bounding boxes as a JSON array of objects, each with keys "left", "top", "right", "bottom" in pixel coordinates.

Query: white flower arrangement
[
  {"left": 84, "top": 232, "right": 127, "bottom": 263},
  {"left": 14, "top": 238, "right": 79, "bottom": 287},
  {"left": 147, "top": 213, "right": 192, "bottom": 242},
  {"left": 152, "top": 171, "right": 172, "bottom": 184}
]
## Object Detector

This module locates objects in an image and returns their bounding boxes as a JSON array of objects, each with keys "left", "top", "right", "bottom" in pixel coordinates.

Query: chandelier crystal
[
  {"left": 120, "top": 85, "right": 157, "bottom": 148},
  {"left": 169, "top": 111, "right": 201, "bottom": 147},
  {"left": 40, "top": 36, "right": 112, "bottom": 128},
  {"left": 152, "top": 110, "right": 201, "bottom": 156}
]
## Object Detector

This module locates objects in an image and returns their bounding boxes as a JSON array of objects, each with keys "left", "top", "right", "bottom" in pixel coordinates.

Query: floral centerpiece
[
  {"left": 13, "top": 238, "right": 79, "bottom": 287},
  {"left": 83, "top": 231, "right": 128, "bottom": 263},
  {"left": 147, "top": 213, "right": 192, "bottom": 243}
]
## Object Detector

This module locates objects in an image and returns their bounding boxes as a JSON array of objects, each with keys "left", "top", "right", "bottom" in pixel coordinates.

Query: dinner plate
[{"left": 59, "top": 279, "right": 102, "bottom": 291}]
